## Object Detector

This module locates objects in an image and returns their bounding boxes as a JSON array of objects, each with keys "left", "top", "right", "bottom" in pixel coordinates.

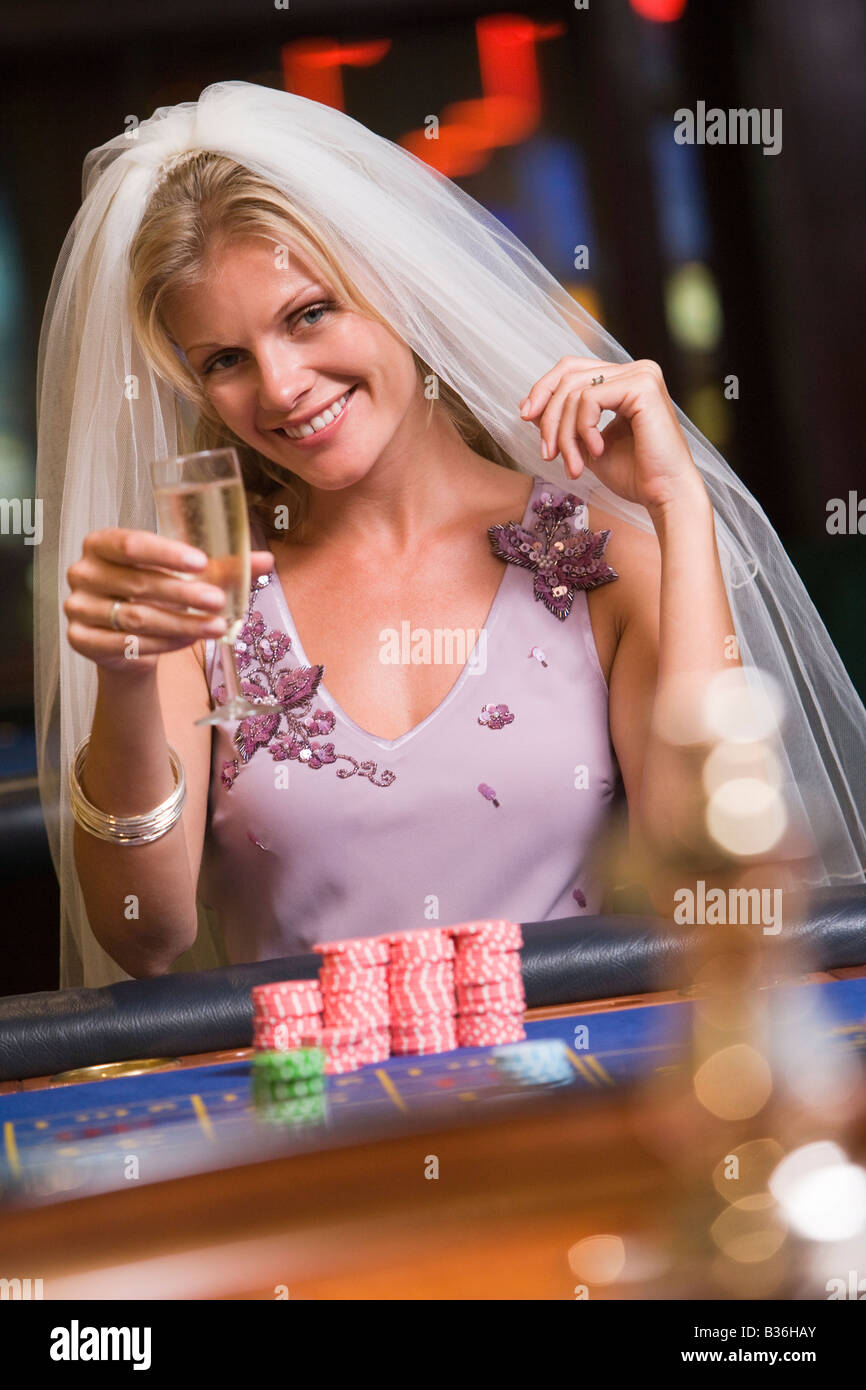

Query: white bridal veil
[{"left": 34, "top": 81, "right": 866, "bottom": 987}]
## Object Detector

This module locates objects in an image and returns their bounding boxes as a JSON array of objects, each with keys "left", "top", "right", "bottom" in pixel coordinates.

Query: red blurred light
[
  {"left": 629, "top": 0, "right": 687, "bottom": 21},
  {"left": 399, "top": 15, "right": 565, "bottom": 177},
  {"left": 281, "top": 38, "right": 391, "bottom": 111}
]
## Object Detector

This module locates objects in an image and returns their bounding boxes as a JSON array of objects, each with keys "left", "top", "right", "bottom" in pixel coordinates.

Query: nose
[{"left": 254, "top": 342, "right": 315, "bottom": 420}]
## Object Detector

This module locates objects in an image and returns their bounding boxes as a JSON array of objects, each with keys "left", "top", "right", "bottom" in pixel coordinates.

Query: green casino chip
[
  {"left": 252, "top": 1047, "right": 326, "bottom": 1079},
  {"left": 253, "top": 1073, "right": 325, "bottom": 1102},
  {"left": 256, "top": 1094, "right": 329, "bottom": 1127}
]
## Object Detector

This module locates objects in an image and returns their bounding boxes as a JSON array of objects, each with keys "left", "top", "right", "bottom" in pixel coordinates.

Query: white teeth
[{"left": 282, "top": 389, "right": 352, "bottom": 439}]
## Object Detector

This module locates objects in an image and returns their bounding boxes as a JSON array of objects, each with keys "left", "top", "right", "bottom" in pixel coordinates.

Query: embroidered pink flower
[
  {"left": 221, "top": 758, "right": 240, "bottom": 790},
  {"left": 216, "top": 571, "right": 396, "bottom": 791},
  {"left": 298, "top": 742, "right": 337, "bottom": 769},
  {"left": 477, "top": 702, "right": 514, "bottom": 730},
  {"left": 478, "top": 782, "right": 500, "bottom": 807},
  {"left": 488, "top": 489, "right": 618, "bottom": 620},
  {"left": 529, "top": 645, "right": 549, "bottom": 667},
  {"left": 572, "top": 888, "right": 587, "bottom": 908},
  {"left": 303, "top": 707, "right": 336, "bottom": 737}
]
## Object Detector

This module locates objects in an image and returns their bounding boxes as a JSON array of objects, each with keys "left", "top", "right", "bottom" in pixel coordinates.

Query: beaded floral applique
[
  {"left": 478, "top": 702, "right": 514, "bottom": 730},
  {"left": 488, "top": 488, "right": 618, "bottom": 621},
  {"left": 216, "top": 572, "right": 396, "bottom": 792}
]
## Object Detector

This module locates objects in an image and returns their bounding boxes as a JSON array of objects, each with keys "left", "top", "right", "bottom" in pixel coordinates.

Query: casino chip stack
[
  {"left": 251, "top": 1046, "right": 328, "bottom": 1127},
  {"left": 251, "top": 978, "right": 324, "bottom": 1052},
  {"left": 451, "top": 919, "right": 527, "bottom": 1047},
  {"left": 491, "top": 1039, "right": 574, "bottom": 1088},
  {"left": 313, "top": 937, "right": 392, "bottom": 1073},
  {"left": 386, "top": 928, "right": 457, "bottom": 1055},
  {"left": 250, "top": 979, "right": 327, "bottom": 1126}
]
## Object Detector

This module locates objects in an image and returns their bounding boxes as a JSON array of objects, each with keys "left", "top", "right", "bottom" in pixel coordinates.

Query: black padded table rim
[{"left": 0, "top": 885, "right": 864, "bottom": 1081}]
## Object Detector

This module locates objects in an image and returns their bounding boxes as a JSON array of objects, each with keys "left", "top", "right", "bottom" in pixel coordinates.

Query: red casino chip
[
  {"left": 387, "top": 929, "right": 455, "bottom": 963},
  {"left": 457, "top": 1013, "right": 526, "bottom": 1046},
  {"left": 390, "top": 1029, "right": 456, "bottom": 1049},
  {"left": 390, "top": 1018, "right": 457, "bottom": 1045},
  {"left": 449, "top": 919, "right": 523, "bottom": 950},
  {"left": 252, "top": 1011, "right": 322, "bottom": 1031},
  {"left": 252, "top": 981, "right": 323, "bottom": 1017},
  {"left": 324, "top": 996, "right": 391, "bottom": 1028},
  {"left": 252, "top": 1004, "right": 323, "bottom": 1027},
  {"left": 252, "top": 1011, "right": 323, "bottom": 1034},
  {"left": 253, "top": 977, "right": 321, "bottom": 996},
  {"left": 321, "top": 1031, "right": 391, "bottom": 1073},
  {"left": 390, "top": 1005, "right": 454, "bottom": 1028},
  {"left": 387, "top": 961, "right": 454, "bottom": 989},
  {"left": 457, "top": 979, "right": 525, "bottom": 1013},
  {"left": 253, "top": 1010, "right": 322, "bottom": 1032},
  {"left": 453, "top": 948, "right": 522, "bottom": 986},
  {"left": 389, "top": 987, "right": 457, "bottom": 1018},
  {"left": 314, "top": 937, "right": 390, "bottom": 966},
  {"left": 390, "top": 1029, "right": 458, "bottom": 1056},
  {"left": 320, "top": 983, "right": 389, "bottom": 1006},
  {"left": 324, "top": 1048, "right": 384, "bottom": 1075},
  {"left": 301, "top": 1025, "right": 377, "bottom": 1049},
  {"left": 319, "top": 963, "right": 389, "bottom": 994},
  {"left": 253, "top": 1019, "right": 323, "bottom": 1051}
]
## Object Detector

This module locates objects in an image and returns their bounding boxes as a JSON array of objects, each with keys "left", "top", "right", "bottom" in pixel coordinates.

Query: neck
[{"left": 271, "top": 411, "right": 505, "bottom": 554}]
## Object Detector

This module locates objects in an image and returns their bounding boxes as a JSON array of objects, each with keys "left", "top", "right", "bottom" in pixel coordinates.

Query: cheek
[{"left": 204, "top": 381, "right": 254, "bottom": 426}]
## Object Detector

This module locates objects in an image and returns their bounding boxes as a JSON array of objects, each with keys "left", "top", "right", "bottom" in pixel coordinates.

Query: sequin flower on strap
[
  {"left": 488, "top": 489, "right": 618, "bottom": 620},
  {"left": 216, "top": 573, "right": 396, "bottom": 792},
  {"left": 478, "top": 703, "right": 514, "bottom": 730}
]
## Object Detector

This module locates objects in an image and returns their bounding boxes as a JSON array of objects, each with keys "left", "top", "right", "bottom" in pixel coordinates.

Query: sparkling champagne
[
  {"left": 151, "top": 447, "right": 279, "bottom": 725},
  {"left": 154, "top": 477, "right": 250, "bottom": 642}
]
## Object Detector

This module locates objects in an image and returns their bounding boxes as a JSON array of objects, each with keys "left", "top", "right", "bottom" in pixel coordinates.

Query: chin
[{"left": 288, "top": 454, "right": 381, "bottom": 491}]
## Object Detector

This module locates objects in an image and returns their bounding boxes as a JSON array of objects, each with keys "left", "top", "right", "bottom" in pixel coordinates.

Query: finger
[
  {"left": 520, "top": 358, "right": 619, "bottom": 420},
  {"left": 557, "top": 390, "right": 587, "bottom": 479},
  {"left": 66, "top": 621, "right": 219, "bottom": 664},
  {"left": 576, "top": 383, "right": 613, "bottom": 458},
  {"left": 250, "top": 550, "right": 276, "bottom": 574},
  {"left": 538, "top": 373, "right": 585, "bottom": 461},
  {"left": 84, "top": 527, "right": 209, "bottom": 574},
  {"left": 67, "top": 555, "right": 227, "bottom": 613},
  {"left": 65, "top": 590, "right": 228, "bottom": 639}
]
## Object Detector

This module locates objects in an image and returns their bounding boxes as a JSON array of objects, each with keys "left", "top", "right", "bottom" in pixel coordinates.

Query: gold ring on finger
[
  {"left": 591, "top": 373, "right": 605, "bottom": 386},
  {"left": 109, "top": 599, "right": 124, "bottom": 632}
]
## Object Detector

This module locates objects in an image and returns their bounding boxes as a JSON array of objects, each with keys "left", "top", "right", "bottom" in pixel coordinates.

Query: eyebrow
[{"left": 183, "top": 283, "right": 325, "bottom": 354}]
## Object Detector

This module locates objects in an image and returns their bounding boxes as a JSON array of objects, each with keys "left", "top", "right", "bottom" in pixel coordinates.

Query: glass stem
[{"left": 220, "top": 635, "right": 245, "bottom": 707}]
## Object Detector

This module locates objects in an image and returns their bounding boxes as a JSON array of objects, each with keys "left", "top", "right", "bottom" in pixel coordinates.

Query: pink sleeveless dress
[{"left": 198, "top": 473, "right": 622, "bottom": 962}]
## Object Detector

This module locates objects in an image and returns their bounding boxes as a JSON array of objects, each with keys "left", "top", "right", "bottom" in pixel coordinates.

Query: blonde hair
[{"left": 128, "top": 151, "right": 520, "bottom": 540}]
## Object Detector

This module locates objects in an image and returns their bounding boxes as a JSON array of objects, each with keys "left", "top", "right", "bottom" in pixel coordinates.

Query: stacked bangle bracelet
[{"left": 69, "top": 737, "right": 187, "bottom": 845}]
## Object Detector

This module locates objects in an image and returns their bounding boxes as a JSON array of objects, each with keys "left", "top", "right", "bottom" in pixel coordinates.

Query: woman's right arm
[
  {"left": 72, "top": 645, "right": 214, "bottom": 978},
  {"left": 65, "top": 526, "right": 274, "bottom": 978}
]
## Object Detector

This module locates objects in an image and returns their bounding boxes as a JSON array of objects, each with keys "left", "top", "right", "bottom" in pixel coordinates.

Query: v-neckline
[{"left": 255, "top": 473, "right": 541, "bottom": 752}]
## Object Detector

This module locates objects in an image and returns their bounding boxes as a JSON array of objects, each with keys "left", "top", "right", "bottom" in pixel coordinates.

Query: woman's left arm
[
  {"left": 606, "top": 483, "right": 739, "bottom": 864},
  {"left": 520, "top": 356, "right": 740, "bottom": 865}
]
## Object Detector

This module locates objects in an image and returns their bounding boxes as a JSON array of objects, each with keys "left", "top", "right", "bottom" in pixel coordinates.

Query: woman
[{"left": 36, "top": 82, "right": 866, "bottom": 988}]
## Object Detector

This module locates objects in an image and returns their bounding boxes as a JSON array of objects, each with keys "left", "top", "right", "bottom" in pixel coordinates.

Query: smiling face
[{"left": 165, "top": 236, "right": 432, "bottom": 497}]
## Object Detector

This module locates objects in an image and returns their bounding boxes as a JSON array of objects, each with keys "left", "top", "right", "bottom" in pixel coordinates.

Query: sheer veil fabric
[{"left": 34, "top": 81, "right": 866, "bottom": 987}]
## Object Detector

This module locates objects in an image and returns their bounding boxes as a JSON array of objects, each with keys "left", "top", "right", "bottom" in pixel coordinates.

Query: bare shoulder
[{"left": 472, "top": 465, "right": 536, "bottom": 521}]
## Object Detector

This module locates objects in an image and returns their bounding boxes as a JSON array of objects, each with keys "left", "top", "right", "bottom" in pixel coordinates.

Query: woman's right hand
[{"left": 64, "top": 528, "right": 276, "bottom": 675}]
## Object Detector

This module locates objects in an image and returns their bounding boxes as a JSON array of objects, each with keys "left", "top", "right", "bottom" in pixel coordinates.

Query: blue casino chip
[{"left": 491, "top": 1039, "right": 575, "bottom": 1088}]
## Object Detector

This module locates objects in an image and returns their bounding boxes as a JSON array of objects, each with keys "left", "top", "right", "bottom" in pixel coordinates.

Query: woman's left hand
[{"left": 519, "top": 356, "right": 707, "bottom": 514}]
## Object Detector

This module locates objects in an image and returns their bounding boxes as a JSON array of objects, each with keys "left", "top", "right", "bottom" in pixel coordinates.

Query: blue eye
[
  {"left": 204, "top": 350, "right": 241, "bottom": 375},
  {"left": 202, "top": 300, "right": 334, "bottom": 375},
  {"left": 300, "top": 302, "right": 330, "bottom": 327}
]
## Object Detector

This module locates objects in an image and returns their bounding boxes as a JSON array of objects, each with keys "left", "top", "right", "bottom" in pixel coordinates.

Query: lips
[{"left": 273, "top": 385, "right": 358, "bottom": 443}]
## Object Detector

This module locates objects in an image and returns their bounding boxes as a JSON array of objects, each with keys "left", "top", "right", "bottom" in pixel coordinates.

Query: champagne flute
[{"left": 151, "top": 447, "right": 282, "bottom": 725}]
